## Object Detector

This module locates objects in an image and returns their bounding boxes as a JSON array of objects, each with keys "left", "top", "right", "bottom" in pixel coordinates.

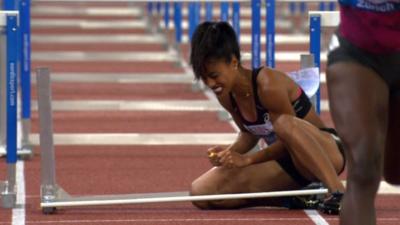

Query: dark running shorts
[
  {"left": 328, "top": 33, "right": 400, "bottom": 96},
  {"left": 276, "top": 128, "right": 346, "bottom": 187}
]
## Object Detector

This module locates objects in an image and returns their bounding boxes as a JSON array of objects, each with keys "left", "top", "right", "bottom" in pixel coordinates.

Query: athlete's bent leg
[
  {"left": 327, "top": 62, "right": 389, "bottom": 225},
  {"left": 190, "top": 160, "right": 300, "bottom": 209},
  {"left": 273, "top": 114, "right": 344, "bottom": 193}
]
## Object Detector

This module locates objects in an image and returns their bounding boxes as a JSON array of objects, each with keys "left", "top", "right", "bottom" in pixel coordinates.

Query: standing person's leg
[
  {"left": 384, "top": 95, "right": 400, "bottom": 185},
  {"left": 327, "top": 62, "right": 389, "bottom": 225}
]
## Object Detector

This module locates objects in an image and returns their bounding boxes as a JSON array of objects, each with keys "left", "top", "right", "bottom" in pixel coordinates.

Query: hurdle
[
  {"left": 308, "top": 10, "right": 339, "bottom": 113},
  {"left": 0, "top": 10, "right": 19, "bottom": 209},
  {"left": 0, "top": 0, "right": 34, "bottom": 159}
]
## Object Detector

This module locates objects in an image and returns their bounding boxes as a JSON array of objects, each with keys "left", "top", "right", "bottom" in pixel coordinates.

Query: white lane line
[
  {"left": 29, "top": 72, "right": 322, "bottom": 84},
  {"left": 31, "top": 96, "right": 324, "bottom": 113},
  {"left": 11, "top": 161, "right": 25, "bottom": 225},
  {"left": 32, "top": 73, "right": 318, "bottom": 91},
  {"left": 31, "top": 34, "right": 165, "bottom": 44},
  {"left": 30, "top": 6, "right": 284, "bottom": 18},
  {"left": 32, "top": 51, "right": 177, "bottom": 62},
  {"left": 30, "top": 73, "right": 194, "bottom": 84},
  {"left": 31, "top": 50, "right": 326, "bottom": 63},
  {"left": 28, "top": 133, "right": 237, "bottom": 146},
  {"left": 30, "top": 100, "right": 224, "bottom": 111},
  {"left": 32, "top": 19, "right": 146, "bottom": 29},
  {"left": 10, "top": 217, "right": 400, "bottom": 224},
  {"left": 160, "top": 19, "right": 292, "bottom": 31},
  {"left": 12, "top": 100, "right": 25, "bottom": 225},
  {"left": 32, "top": 7, "right": 142, "bottom": 16},
  {"left": 305, "top": 210, "right": 330, "bottom": 225},
  {"left": 5, "top": 218, "right": 329, "bottom": 224},
  {"left": 241, "top": 51, "right": 328, "bottom": 62}
]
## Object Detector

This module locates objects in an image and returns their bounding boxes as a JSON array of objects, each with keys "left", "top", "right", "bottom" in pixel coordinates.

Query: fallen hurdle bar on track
[
  {"left": 41, "top": 189, "right": 328, "bottom": 208},
  {"left": 37, "top": 67, "right": 327, "bottom": 213}
]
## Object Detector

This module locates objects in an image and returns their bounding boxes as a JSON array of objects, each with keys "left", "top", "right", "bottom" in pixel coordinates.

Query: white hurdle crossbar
[{"left": 37, "top": 67, "right": 328, "bottom": 213}]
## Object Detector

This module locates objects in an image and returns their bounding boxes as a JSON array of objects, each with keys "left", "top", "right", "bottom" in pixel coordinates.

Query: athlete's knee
[
  {"left": 190, "top": 178, "right": 227, "bottom": 209},
  {"left": 190, "top": 199, "right": 212, "bottom": 210},
  {"left": 274, "top": 114, "right": 296, "bottom": 139},
  {"left": 190, "top": 180, "right": 214, "bottom": 209},
  {"left": 347, "top": 143, "right": 382, "bottom": 188},
  {"left": 348, "top": 164, "right": 381, "bottom": 188},
  {"left": 326, "top": 66, "right": 341, "bottom": 84}
]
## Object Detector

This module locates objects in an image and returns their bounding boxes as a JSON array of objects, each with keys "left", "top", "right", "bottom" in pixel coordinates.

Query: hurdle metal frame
[
  {"left": 0, "top": 10, "right": 19, "bottom": 209},
  {"left": 35, "top": 0, "right": 337, "bottom": 213}
]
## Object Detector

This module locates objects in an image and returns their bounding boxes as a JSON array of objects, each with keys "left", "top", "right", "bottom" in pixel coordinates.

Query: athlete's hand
[
  {"left": 217, "top": 149, "right": 252, "bottom": 168},
  {"left": 207, "top": 146, "right": 224, "bottom": 166}
]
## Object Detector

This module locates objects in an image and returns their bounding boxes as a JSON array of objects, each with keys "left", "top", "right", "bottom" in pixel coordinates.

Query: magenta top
[{"left": 338, "top": 0, "right": 400, "bottom": 54}]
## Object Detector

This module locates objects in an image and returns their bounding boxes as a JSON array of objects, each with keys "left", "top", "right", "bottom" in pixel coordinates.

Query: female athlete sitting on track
[{"left": 188, "top": 21, "right": 345, "bottom": 214}]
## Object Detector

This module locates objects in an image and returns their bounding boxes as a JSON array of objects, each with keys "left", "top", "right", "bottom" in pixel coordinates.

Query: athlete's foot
[
  {"left": 285, "top": 195, "right": 322, "bottom": 209},
  {"left": 318, "top": 191, "right": 344, "bottom": 215},
  {"left": 284, "top": 182, "right": 325, "bottom": 210}
]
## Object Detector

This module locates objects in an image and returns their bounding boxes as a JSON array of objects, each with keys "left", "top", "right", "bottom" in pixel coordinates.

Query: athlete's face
[{"left": 201, "top": 58, "right": 238, "bottom": 97}]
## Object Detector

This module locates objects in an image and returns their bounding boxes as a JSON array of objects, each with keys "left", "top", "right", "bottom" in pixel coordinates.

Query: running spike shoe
[{"left": 318, "top": 191, "right": 344, "bottom": 215}]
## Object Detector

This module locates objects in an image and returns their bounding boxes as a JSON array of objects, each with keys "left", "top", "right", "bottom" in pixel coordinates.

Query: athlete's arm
[
  {"left": 242, "top": 69, "right": 296, "bottom": 165},
  {"left": 218, "top": 96, "right": 260, "bottom": 154},
  {"left": 227, "top": 113, "right": 260, "bottom": 154},
  {"left": 218, "top": 69, "right": 295, "bottom": 167}
]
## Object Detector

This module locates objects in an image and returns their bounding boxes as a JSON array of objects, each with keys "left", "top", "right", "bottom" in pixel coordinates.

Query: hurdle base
[
  {"left": 18, "top": 145, "right": 34, "bottom": 160},
  {"left": 41, "top": 184, "right": 71, "bottom": 214},
  {"left": 0, "top": 181, "right": 16, "bottom": 208},
  {"left": 0, "top": 145, "right": 34, "bottom": 159}
]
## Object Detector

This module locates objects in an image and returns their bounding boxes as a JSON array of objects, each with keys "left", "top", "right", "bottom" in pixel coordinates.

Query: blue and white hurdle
[
  {"left": 0, "top": 0, "right": 33, "bottom": 159},
  {"left": 309, "top": 10, "right": 339, "bottom": 114},
  {"left": 1, "top": 0, "right": 33, "bottom": 209},
  {"left": 0, "top": 9, "right": 19, "bottom": 209}
]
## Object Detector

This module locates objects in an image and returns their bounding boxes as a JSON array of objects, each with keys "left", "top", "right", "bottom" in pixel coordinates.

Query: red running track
[{"left": 2, "top": 2, "right": 399, "bottom": 225}]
